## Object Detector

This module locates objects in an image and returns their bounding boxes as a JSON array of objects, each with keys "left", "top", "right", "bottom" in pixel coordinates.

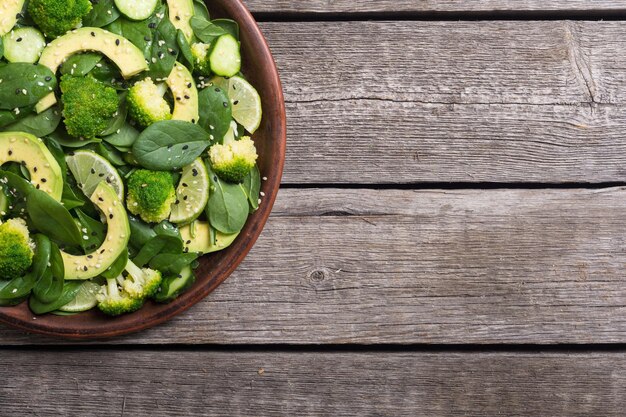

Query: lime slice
[
  {"left": 210, "top": 75, "right": 262, "bottom": 134},
  {"left": 66, "top": 151, "right": 124, "bottom": 201},
  {"left": 58, "top": 281, "right": 101, "bottom": 312},
  {"left": 170, "top": 158, "right": 210, "bottom": 224}
]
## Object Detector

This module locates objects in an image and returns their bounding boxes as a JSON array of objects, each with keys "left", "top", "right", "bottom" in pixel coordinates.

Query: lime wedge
[
  {"left": 210, "top": 75, "right": 262, "bottom": 134},
  {"left": 58, "top": 281, "right": 101, "bottom": 312},
  {"left": 66, "top": 151, "right": 124, "bottom": 201},
  {"left": 170, "top": 157, "right": 210, "bottom": 225}
]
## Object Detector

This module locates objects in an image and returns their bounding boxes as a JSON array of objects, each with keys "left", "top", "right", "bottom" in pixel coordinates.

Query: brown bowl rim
[{"left": 0, "top": 0, "right": 286, "bottom": 339}]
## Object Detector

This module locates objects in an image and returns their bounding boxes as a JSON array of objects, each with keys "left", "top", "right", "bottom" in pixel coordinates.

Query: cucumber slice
[
  {"left": 153, "top": 266, "right": 195, "bottom": 303},
  {"left": 209, "top": 34, "right": 241, "bottom": 77},
  {"left": 3, "top": 27, "right": 46, "bottom": 64},
  {"left": 114, "top": 0, "right": 159, "bottom": 21}
]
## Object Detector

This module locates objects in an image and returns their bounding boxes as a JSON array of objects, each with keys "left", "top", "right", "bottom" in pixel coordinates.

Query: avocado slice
[
  {"left": 179, "top": 221, "right": 238, "bottom": 254},
  {"left": 0, "top": 132, "right": 63, "bottom": 200},
  {"left": 0, "top": 0, "right": 25, "bottom": 36},
  {"left": 36, "top": 27, "right": 149, "bottom": 113},
  {"left": 168, "top": 0, "right": 194, "bottom": 41},
  {"left": 62, "top": 182, "right": 130, "bottom": 280},
  {"left": 167, "top": 62, "right": 199, "bottom": 123}
]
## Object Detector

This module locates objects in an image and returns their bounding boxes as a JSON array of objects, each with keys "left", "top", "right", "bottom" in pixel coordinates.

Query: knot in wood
[{"left": 308, "top": 268, "right": 329, "bottom": 283}]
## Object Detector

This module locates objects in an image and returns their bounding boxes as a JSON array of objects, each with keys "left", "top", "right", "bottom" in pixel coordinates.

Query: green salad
[{"left": 0, "top": 0, "right": 264, "bottom": 316}]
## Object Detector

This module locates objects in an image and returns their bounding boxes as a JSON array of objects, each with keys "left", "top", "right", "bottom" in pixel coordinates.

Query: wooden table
[{"left": 2, "top": 1, "right": 626, "bottom": 415}]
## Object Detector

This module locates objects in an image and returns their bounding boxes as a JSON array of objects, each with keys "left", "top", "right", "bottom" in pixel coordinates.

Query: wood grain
[
  {"left": 2, "top": 187, "right": 626, "bottom": 345},
  {"left": 245, "top": 1, "right": 626, "bottom": 14},
  {"left": 1, "top": 349, "right": 624, "bottom": 416},
  {"left": 257, "top": 21, "right": 626, "bottom": 184}
]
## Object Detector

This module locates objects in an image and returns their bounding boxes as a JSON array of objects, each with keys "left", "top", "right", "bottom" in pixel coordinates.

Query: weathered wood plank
[
  {"left": 256, "top": 21, "right": 626, "bottom": 183},
  {"left": 1, "top": 187, "right": 626, "bottom": 344},
  {"left": 246, "top": 0, "right": 626, "bottom": 14},
  {"left": 1, "top": 350, "right": 624, "bottom": 416}
]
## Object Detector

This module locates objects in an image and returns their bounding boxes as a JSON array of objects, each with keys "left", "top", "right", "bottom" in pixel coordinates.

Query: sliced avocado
[
  {"left": 0, "top": 0, "right": 25, "bottom": 36},
  {"left": 167, "top": 62, "right": 199, "bottom": 123},
  {"left": 0, "top": 185, "right": 7, "bottom": 216},
  {"left": 36, "top": 27, "right": 149, "bottom": 113},
  {"left": 62, "top": 182, "right": 130, "bottom": 280},
  {"left": 179, "top": 221, "right": 238, "bottom": 254},
  {"left": 0, "top": 132, "right": 63, "bottom": 200},
  {"left": 168, "top": 0, "right": 194, "bottom": 41}
]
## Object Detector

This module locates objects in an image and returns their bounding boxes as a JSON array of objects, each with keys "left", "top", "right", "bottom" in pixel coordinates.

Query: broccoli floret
[
  {"left": 191, "top": 43, "right": 212, "bottom": 76},
  {"left": 126, "top": 169, "right": 176, "bottom": 223},
  {"left": 208, "top": 136, "right": 258, "bottom": 183},
  {"left": 28, "top": 0, "right": 92, "bottom": 38},
  {"left": 127, "top": 78, "right": 172, "bottom": 128},
  {"left": 0, "top": 218, "right": 35, "bottom": 280},
  {"left": 121, "top": 259, "right": 162, "bottom": 299},
  {"left": 96, "top": 277, "right": 144, "bottom": 316},
  {"left": 60, "top": 75, "right": 119, "bottom": 138}
]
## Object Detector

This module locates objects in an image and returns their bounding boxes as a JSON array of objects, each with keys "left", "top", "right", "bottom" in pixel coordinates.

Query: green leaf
[
  {"left": 0, "top": 106, "right": 35, "bottom": 128},
  {"left": 100, "top": 249, "right": 128, "bottom": 279},
  {"left": 60, "top": 53, "right": 103, "bottom": 77},
  {"left": 0, "top": 64, "right": 57, "bottom": 110},
  {"left": 241, "top": 165, "right": 261, "bottom": 212},
  {"left": 132, "top": 120, "right": 212, "bottom": 170},
  {"left": 31, "top": 234, "right": 51, "bottom": 281},
  {"left": 33, "top": 268, "right": 64, "bottom": 304},
  {"left": 198, "top": 86, "right": 232, "bottom": 143},
  {"left": 128, "top": 214, "right": 157, "bottom": 250},
  {"left": 177, "top": 29, "right": 194, "bottom": 71},
  {"left": 149, "top": 253, "right": 198, "bottom": 275},
  {"left": 29, "top": 281, "right": 83, "bottom": 315},
  {"left": 3, "top": 106, "right": 62, "bottom": 137},
  {"left": 100, "top": 92, "right": 128, "bottom": 136},
  {"left": 102, "top": 123, "right": 139, "bottom": 148},
  {"left": 83, "top": 0, "right": 121, "bottom": 27},
  {"left": 27, "top": 188, "right": 82, "bottom": 246},
  {"left": 207, "top": 164, "right": 249, "bottom": 234},
  {"left": 212, "top": 19, "right": 239, "bottom": 40},
  {"left": 49, "top": 242, "right": 65, "bottom": 281},
  {"left": 74, "top": 209, "right": 105, "bottom": 253},
  {"left": 193, "top": 0, "right": 210, "bottom": 20},
  {"left": 0, "top": 272, "right": 36, "bottom": 299},
  {"left": 190, "top": 16, "right": 227, "bottom": 43}
]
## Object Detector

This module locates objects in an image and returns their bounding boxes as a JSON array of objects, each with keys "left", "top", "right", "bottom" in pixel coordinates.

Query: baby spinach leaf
[
  {"left": 191, "top": 16, "right": 227, "bottom": 43},
  {"left": 149, "top": 253, "right": 198, "bottom": 275},
  {"left": 0, "top": 271, "right": 37, "bottom": 299},
  {"left": 212, "top": 19, "right": 239, "bottom": 40},
  {"left": 61, "top": 183, "right": 85, "bottom": 211},
  {"left": 193, "top": 0, "right": 210, "bottom": 20},
  {"left": 49, "top": 242, "right": 65, "bottom": 280},
  {"left": 207, "top": 164, "right": 249, "bottom": 234},
  {"left": 241, "top": 165, "right": 261, "bottom": 212},
  {"left": 4, "top": 107, "right": 62, "bottom": 137},
  {"left": 100, "top": 92, "right": 128, "bottom": 136},
  {"left": 27, "top": 189, "right": 82, "bottom": 246},
  {"left": 94, "top": 142, "right": 127, "bottom": 167},
  {"left": 103, "top": 123, "right": 139, "bottom": 148},
  {"left": 128, "top": 214, "right": 157, "bottom": 249},
  {"left": 60, "top": 53, "right": 103, "bottom": 77},
  {"left": 146, "top": 11, "right": 179, "bottom": 79},
  {"left": 83, "top": 0, "right": 121, "bottom": 27},
  {"left": 177, "top": 29, "right": 194, "bottom": 71},
  {"left": 0, "top": 106, "right": 34, "bottom": 128},
  {"left": 48, "top": 126, "right": 102, "bottom": 148},
  {"left": 198, "top": 86, "right": 232, "bottom": 143},
  {"left": 33, "top": 269, "right": 63, "bottom": 304},
  {"left": 0, "top": 64, "right": 57, "bottom": 110},
  {"left": 29, "top": 281, "right": 83, "bottom": 314},
  {"left": 101, "top": 249, "right": 128, "bottom": 279},
  {"left": 31, "top": 234, "right": 51, "bottom": 281},
  {"left": 75, "top": 209, "right": 105, "bottom": 253},
  {"left": 0, "top": 235, "right": 47, "bottom": 299},
  {"left": 132, "top": 120, "right": 211, "bottom": 170}
]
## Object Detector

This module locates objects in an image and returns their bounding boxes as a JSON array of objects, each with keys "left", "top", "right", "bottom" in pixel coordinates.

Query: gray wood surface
[
  {"left": 2, "top": 187, "right": 626, "bottom": 345},
  {"left": 259, "top": 21, "right": 626, "bottom": 184},
  {"left": 246, "top": 1, "right": 626, "bottom": 14},
  {"left": 1, "top": 350, "right": 624, "bottom": 416}
]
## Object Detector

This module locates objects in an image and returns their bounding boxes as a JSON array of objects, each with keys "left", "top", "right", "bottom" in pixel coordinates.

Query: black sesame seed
[
  {"left": 98, "top": 173, "right": 105, "bottom": 177},
  {"left": 100, "top": 249, "right": 106, "bottom": 254},
  {"left": 83, "top": 266, "right": 88, "bottom": 271},
  {"left": 187, "top": 83, "right": 192, "bottom": 88},
  {"left": 191, "top": 119, "right": 196, "bottom": 123},
  {"left": 215, "top": 88, "right": 221, "bottom": 92},
  {"left": 98, "top": 197, "right": 104, "bottom": 202},
  {"left": 15, "top": 88, "right": 20, "bottom": 95},
  {"left": 8, "top": 150, "right": 12, "bottom": 156},
  {"left": 109, "top": 214, "right": 113, "bottom": 219},
  {"left": 176, "top": 97, "right": 181, "bottom": 101},
  {"left": 36, "top": 184, "right": 40, "bottom": 189},
  {"left": 184, "top": 95, "right": 190, "bottom": 99},
  {"left": 16, "top": 37, "right": 22, "bottom": 42},
  {"left": 90, "top": 168, "right": 96, "bottom": 174},
  {"left": 149, "top": 22, "right": 157, "bottom": 29},
  {"left": 183, "top": 195, "right": 188, "bottom": 201},
  {"left": 169, "top": 49, "right": 177, "bottom": 56},
  {"left": 192, "top": 169, "right": 198, "bottom": 177},
  {"left": 186, "top": 240, "right": 191, "bottom": 244},
  {"left": 87, "top": 255, "right": 93, "bottom": 259},
  {"left": 91, "top": 32, "right": 96, "bottom": 37},
  {"left": 33, "top": 167, "right": 38, "bottom": 173},
  {"left": 175, "top": 200, "right": 180, "bottom": 205},
  {"left": 233, "top": 100, "right": 239, "bottom": 105},
  {"left": 41, "top": 178, "right": 47, "bottom": 183},
  {"left": 182, "top": 182, "right": 188, "bottom": 187},
  {"left": 115, "top": 39, "right": 120, "bottom": 46},
  {"left": 182, "top": 145, "right": 189, "bottom": 150},
  {"left": 175, "top": 15, "right": 181, "bottom": 20}
]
